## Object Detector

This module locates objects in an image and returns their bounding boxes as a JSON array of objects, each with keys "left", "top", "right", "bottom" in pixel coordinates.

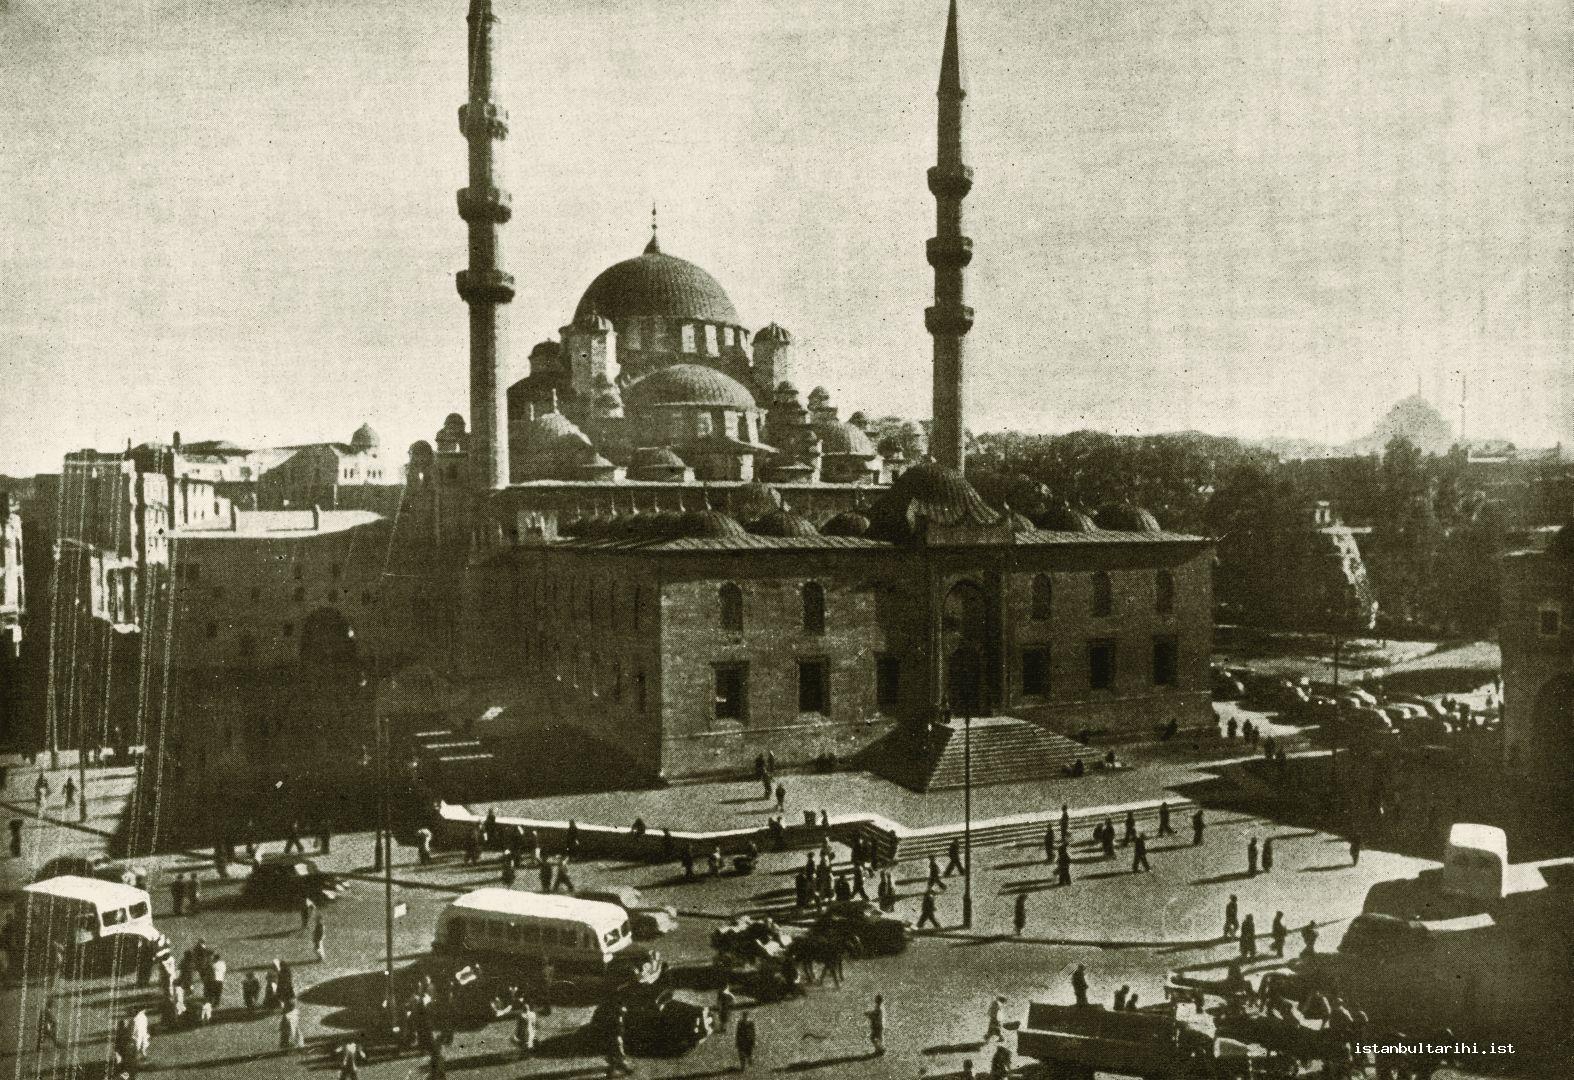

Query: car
[
  {"left": 574, "top": 886, "right": 679, "bottom": 939},
  {"left": 241, "top": 856, "right": 346, "bottom": 908},
  {"left": 1393, "top": 714, "right": 1453, "bottom": 742},
  {"left": 1383, "top": 702, "right": 1428, "bottom": 722},
  {"left": 590, "top": 981, "right": 712, "bottom": 1057},
  {"left": 805, "top": 901, "right": 910, "bottom": 957},
  {"left": 33, "top": 855, "right": 147, "bottom": 888}
]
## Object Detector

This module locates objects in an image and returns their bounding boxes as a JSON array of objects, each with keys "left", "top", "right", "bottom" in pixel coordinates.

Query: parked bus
[
  {"left": 433, "top": 888, "right": 640, "bottom": 985},
  {"left": 9, "top": 876, "right": 161, "bottom": 972}
]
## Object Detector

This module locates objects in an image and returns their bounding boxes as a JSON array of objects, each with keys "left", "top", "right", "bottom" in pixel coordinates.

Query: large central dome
[{"left": 574, "top": 238, "right": 740, "bottom": 326}]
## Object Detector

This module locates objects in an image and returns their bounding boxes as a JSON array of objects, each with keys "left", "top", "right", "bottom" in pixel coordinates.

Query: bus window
[
  {"left": 102, "top": 907, "right": 130, "bottom": 927},
  {"left": 129, "top": 901, "right": 149, "bottom": 920},
  {"left": 603, "top": 928, "right": 620, "bottom": 947}
]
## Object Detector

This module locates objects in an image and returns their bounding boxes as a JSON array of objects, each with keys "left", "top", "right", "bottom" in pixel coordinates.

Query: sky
[{"left": 1, "top": 0, "right": 1570, "bottom": 475}]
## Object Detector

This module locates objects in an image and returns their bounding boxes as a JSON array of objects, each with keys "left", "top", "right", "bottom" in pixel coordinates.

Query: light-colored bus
[
  {"left": 15, "top": 876, "right": 160, "bottom": 962},
  {"left": 433, "top": 888, "right": 638, "bottom": 981}
]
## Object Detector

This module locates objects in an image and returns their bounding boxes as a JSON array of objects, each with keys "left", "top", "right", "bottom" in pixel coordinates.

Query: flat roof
[
  {"left": 176, "top": 509, "right": 384, "bottom": 539},
  {"left": 24, "top": 875, "right": 149, "bottom": 907},
  {"left": 446, "top": 888, "right": 626, "bottom": 933}
]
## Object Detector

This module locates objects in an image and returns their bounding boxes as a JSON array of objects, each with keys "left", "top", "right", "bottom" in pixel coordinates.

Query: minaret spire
[
  {"left": 456, "top": 0, "right": 514, "bottom": 491},
  {"left": 926, "top": 0, "right": 974, "bottom": 473},
  {"left": 646, "top": 202, "right": 661, "bottom": 255}
]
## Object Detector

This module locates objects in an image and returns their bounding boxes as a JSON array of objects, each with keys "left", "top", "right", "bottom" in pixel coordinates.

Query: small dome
[
  {"left": 441, "top": 413, "right": 467, "bottom": 434},
  {"left": 876, "top": 435, "right": 909, "bottom": 460},
  {"left": 729, "top": 481, "right": 783, "bottom": 518},
  {"left": 350, "top": 423, "right": 380, "bottom": 451},
  {"left": 821, "top": 511, "right": 871, "bottom": 537},
  {"left": 630, "top": 447, "right": 686, "bottom": 469},
  {"left": 407, "top": 440, "right": 435, "bottom": 467},
  {"left": 624, "top": 364, "right": 758, "bottom": 411},
  {"left": 749, "top": 508, "right": 819, "bottom": 538},
  {"left": 574, "top": 247, "right": 740, "bottom": 325},
  {"left": 813, "top": 418, "right": 877, "bottom": 457},
  {"left": 1032, "top": 502, "right": 1096, "bottom": 533},
  {"left": 807, "top": 386, "right": 832, "bottom": 408},
  {"left": 1093, "top": 502, "right": 1162, "bottom": 533},
  {"left": 1550, "top": 522, "right": 1574, "bottom": 559},
  {"left": 867, "top": 461, "right": 1001, "bottom": 542},
  {"left": 756, "top": 323, "right": 792, "bottom": 345},
  {"left": 674, "top": 510, "right": 748, "bottom": 540}
]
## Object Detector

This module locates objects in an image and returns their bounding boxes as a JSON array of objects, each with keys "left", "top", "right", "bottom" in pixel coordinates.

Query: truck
[{"left": 1014, "top": 1003, "right": 1254, "bottom": 1080}]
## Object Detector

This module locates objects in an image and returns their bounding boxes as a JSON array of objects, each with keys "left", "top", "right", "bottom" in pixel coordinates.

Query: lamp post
[{"left": 377, "top": 698, "right": 396, "bottom": 1036}]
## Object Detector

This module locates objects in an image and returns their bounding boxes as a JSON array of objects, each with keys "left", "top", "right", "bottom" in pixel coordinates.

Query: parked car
[
  {"left": 33, "top": 855, "right": 147, "bottom": 888},
  {"left": 1328, "top": 707, "right": 1393, "bottom": 741},
  {"left": 242, "top": 856, "right": 346, "bottom": 908},
  {"left": 1210, "top": 668, "right": 1245, "bottom": 701},
  {"left": 575, "top": 886, "right": 679, "bottom": 939},
  {"left": 590, "top": 980, "right": 712, "bottom": 1057},
  {"left": 1393, "top": 715, "right": 1453, "bottom": 743},
  {"left": 1390, "top": 694, "right": 1450, "bottom": 720},
  {"left": 805, "top": 901, "right": 910, "bottom": 957}
]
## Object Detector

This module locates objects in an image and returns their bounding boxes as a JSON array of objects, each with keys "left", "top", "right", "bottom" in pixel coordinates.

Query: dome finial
[{"left": 645, "top": 202, "right": 661, "bottom": 254}]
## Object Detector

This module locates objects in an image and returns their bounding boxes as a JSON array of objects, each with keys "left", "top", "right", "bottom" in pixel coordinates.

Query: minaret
[
  {"left": 926, "top": 0, "right": 973, "bottom": 474},
  {"left": 456, "top": 0, "right": 513, "bottom": 491}
]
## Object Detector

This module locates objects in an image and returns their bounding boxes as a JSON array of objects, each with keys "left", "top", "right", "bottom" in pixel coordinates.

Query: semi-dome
[
  {"left": 867, "top": 461, "right": 1001, "bottom": 542},
  {"left": 521, "top": 411, "right": 591, "bottom": 451},
  {"left": 749, "top": 508, "right": 819, "bottom": 538},
  {"left": 813, "top": 418, "right": 877, "bottom": 457},
  {"left": 573, "top": 241, "right": 740, "bottom": 326},
  {"left": 1093, "top": 502, "right": 1162, "bottom": 533},
  {"left": 821, "top": 511, "right": 871, "bottom": 537},
  {"left": 349, "top": 423, "right": 380, "bottom": 451},
  {"left": 624, "top": 364, "right": 758, "bottom": 411},
  {"left": 1033, "top": 501, "right": 1096, "bottom": 533}
]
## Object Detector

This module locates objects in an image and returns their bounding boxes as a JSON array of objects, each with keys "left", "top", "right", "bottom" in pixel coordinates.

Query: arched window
[
  {"left": 1092, "top": 571, "right": 1113, "bottom": 617},
  {"left": 1156, "top": 569, "right": 1175, "bottom": 615},
  {"left": 1030, "top": 574, "right": 1052, "bottom": 620},
  {"left": 719, "top": 583, "right": 744, "bottom": 632},
  {"left": 802, "top": 581, "right": 825, "bottom": 635}
]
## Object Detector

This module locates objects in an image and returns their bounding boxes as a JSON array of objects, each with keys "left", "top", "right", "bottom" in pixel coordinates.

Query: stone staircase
[
  {"left": 408, "top": 729, "right": 502, "bottom": 802},
  {"left": 869, "top": 716, "right": 1094, "bottom": 793},
  {"left": 883, "top": 796, "right": 1198, "bottom": 863}
]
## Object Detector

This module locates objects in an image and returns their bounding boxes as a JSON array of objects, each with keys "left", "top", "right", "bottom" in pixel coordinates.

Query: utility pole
[{"left": 379, "top": 697, "right": 396, "bottom": 1036}]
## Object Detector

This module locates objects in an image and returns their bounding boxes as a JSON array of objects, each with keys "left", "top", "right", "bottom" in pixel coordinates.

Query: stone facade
[{"left": 1500, "top": 527, "right": 1574, "bottom": 816}]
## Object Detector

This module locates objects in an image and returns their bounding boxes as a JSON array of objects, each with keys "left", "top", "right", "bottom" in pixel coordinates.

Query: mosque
[{"left": 25, "top": 0, "right": 1215, "bottom": 810}]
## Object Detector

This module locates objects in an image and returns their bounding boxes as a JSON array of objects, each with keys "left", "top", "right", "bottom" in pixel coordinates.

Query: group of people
[{"left": 1222, "top": 894, "right": 1315, "bottom": 959}]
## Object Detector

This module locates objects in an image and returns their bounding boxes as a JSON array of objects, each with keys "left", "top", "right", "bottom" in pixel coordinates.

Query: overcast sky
[{"left": 1, "top": 0, "right": 1569, "bottom": 474}]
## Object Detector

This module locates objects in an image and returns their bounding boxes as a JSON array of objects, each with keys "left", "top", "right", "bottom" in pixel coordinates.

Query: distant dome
[
  {"left": 574, "top": 243, "right": 740, "bottom": 326},
  {"left": 813, "top": 418, "right": 877, "bottom": 457},
  {"left": 756, "top": 323, "right": 792, "bottom": 345},
  {"left": 1550, "top": 522, "right": 1574, "bottom": 559},
  {"left": 821, "top": 511, "right": 871, "bottom": 537},
  {"left": 868, "top": 461, "right": 1000, "bottom": 542},
  {"left": 1032, "top": 501, "right": 1096, "bottom": 533},
  {"left": 729, "top": 481, "right": 783, "bottom": 518},
  {"left": 407, "top": 440, "right": 435, "bottom": 467},
  {"left": 674, "top": 510, "right": 749, "bottom": 540},
  {"left": 630, "top": 447, "right": 686, "bottom": 469},
  {"left": 522, "top": 411, "right": 591, "bottom": 451},
  {"left": 441, "top": 413, "right": 467, "bottom": 434},
  {"left": 350, "top": 423, "right": 380, "bottom": 451},
  {"left": 749, "top": 508, "right": 819, "bottom": 538},
  {"left": 1094, "top": 502, "right": 1162, "bottom": 533},
  {"left": 624, "top": 364, "right": 758, "bottom": 411}
]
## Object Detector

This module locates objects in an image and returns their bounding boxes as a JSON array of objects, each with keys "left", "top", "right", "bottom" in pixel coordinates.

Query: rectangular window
[
  {"left": 1088, "top": 639, "right": 1117, "bottom": 691},
  {"left": 627, "top": 320, "right": 642, "bottom": 349},
  {"left": 798, "top": 659, "right": 829, "bottom": 715},
  {"left": 1022, "top": 647, "right": 1050, "bottom": 696},
  {"left": 714, "top": 663, "right": 748, "bottom": 722},
  {"left": 703, "top": 324, "right": 718, "bottom": 355},
  {"left": 1153, "top": 636, "right": 1179, "bottom": 687},
  {"left": 876, "top": 655, "right": 900, "bottom": 712},
  {"left": 680, "top": 323, "right": 697, "bottom": 353},
  {"left": 1539, "top": 607, "right": 1562, "bottom": 637}
]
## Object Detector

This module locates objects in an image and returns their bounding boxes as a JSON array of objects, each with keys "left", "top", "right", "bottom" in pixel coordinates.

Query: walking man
[
  {"left": 944, "top": 838, "right": 965, "bottom": 877},
  {"left": 1131, "top": 833, "right": 1150, "bottom": 873},
  {"left": 985, "top": 995, "right": 1004, "bottom": 1042},
  {"left": 775, "top": 784, "right": 786, "bottom": 813},
  {"left": 1013, "top": 893, "right": 1028, "bottom": 936},
  {"left": 1223, "top": 894, "right": 1239, "bottom": 939},
  {"left": 1271, "top": 912, "right": 1287, "bottom": 957},
  {"left": 337, "top": 1040, "right": 367, "bottom": 1079},
  {"left": 1071, "top": 964, "right": 1089, "bottom": 1007},
  {"left": 1122, "top": 810, "right": 1137, "bottom": 846},
  {"left": 171, "top": 875, "right": 185, "bottom": 917},
  {"left": 1056, "top": 843, "right": 1073, "bottom": 886},
  {"left": 186, "top": 873, "right": 201, "bottom": 914},
  {"left": 1060, "top": 803, "right": 1071, "bottom": 842},
  {"left": 300, "top": 895, "right": 315, "bottom": 931},
  {"left": 1043, "top": 824, "right": 1056, "bottom": 864},
  {"left": 1301, "top": 922, "right": 1319, "bottom": 955},
  {"left": 866, "top": 995, "right": 886, "bottom": 1057},
  {"left": 1192, "top": 808, "right": 1205, "bottom": 846},
  {"left": 927, "top": 854, "right": 947, "bottom": 891},
  {"left": 1349, "top": 835, "right": 1361, "bottom": 866},
  {"left": 1240, "top": 914, "right": 1257, "bottom": 958},
  {"left": 1158, "top": 800, "right": 1174, "bottom": 836},
  {"left": 735, "top": 1011, "right": 757, "bottom": 1070},
  {"left": 313, "top": 914, "right": 327, "bottom": 963},
  {"left": 512, "top": 1002, "right": 537, "bottom": 1056},
  {"left": 63, "top": 776, "right": 76, "bottom": 808},
  {"left": 1261, "top": 838, "right": 1275, "bottom": 873},
  {"left": 917, "top": 888, "right": 940, "bottom": 929},
  {"left": 1247, "top": 837, "right": 1259, "bottom": 876}
]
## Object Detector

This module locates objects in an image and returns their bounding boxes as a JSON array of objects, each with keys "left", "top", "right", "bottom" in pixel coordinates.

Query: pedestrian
[
  {"left": 337, "top": 1039, "right": 367, "bottom": 1079},
  {"left": 1192, "top": 808, "right": 1205, "bottom": 846},
  {"left": 775, "top": 783, "right": 786, "bottom": 812},
  {"left": 1131, "top": 833, "right": 1150, "bottom": 873},
  {"left": 1223, "top": 895, "right": 1239, "bottom": 938},
  {"left": 1043, "top": 823, "right": 1056, "bottom": 863},
  {"left": 279, "top": 1001, "right": 303, "bottom": 1050},
  {"left": 501, "top": 855, "right": 516, "bottom": 887},
  {"left": 34, "top": 773, "right": 49, "bottom": 809},
  {"left": 1100, "top": 819, "right": 1115, "bottom": 859},
  {"left": 709, "top": 846, "right": 723, "bottom": 877},
  {"left": 512, "top": 1001, "right": 536, "bottom": 1055},
  {"left": 1122, "top": 810, "right": 1137, "bottom": 846},
  {"left": 1113, "top": 985, "right": 1129, "bottom": 1010},
  {"left": 566, "top": 819, "right": 580, "bottom": 857},
  {"left": 735, "top": 1010, "right": 757, "bottom": 1070},
  {"left": 417, "top": 827, "right": 433, "bottom": 865},
  {"left": 1013, "top": 892, "right": 1027, "bottom": 936},
  {"left": 990, "top": 1042, "right": 1013, "bottom": 1080},
  {"left": 1071, "top": 964, "right": 1089, "bottom": 1007},
  {"left": 285, "top": 821, "right": 304, "bottom": 855},
  {"left": 1262, "top": 838, "right": 1275, "bottom": 873},
  {"left": 1301, "top": 922, "right": 1319, "bottom": 955},
  {"left": 1226, "top": 716, "right": 1238, "bottom": 741},
  {"left": 63, "top": 776, "right": 76, "bottom": 807},
  {"left": 313, "top": 914, "right": 327, "bottom": 962},
  {"left": 1240, "top": 914, "right": 1256, "bottom": 958},
  {"left": 1060, "top": 803, "right": 1071, "bottom": 841},
  {"left": 927, "top": 854, "right": 947, "bottom": 891},
  {"left": 754, "top": 753, "right": 766, "bottom": 780},
  {"left": 761, "top": 771, "right": 773, "bottom": 801},
  {"left": 866, "top": 995, "right": 886, "bottom": 1057},
  {"left": 1247, "top": 837, "right": 1259, "bottom": 876},
  {"left": 1271, "top": 912, "right": 1287, "bottom": 956},
  {"left": 243, "top": 970, "right": 262, "bottom": 1010},
  {"left": 464, "top": 827, "right": 481, "bottom": 866},
  {"left": 917, "top": 887, "right": 940, "bottom": 928},
  {"left": 538, "top": 857, "right": 554, "bottom": 893},
  {"left": 171, "top": 875, "right": 185, "bottom": 917},
  {"left": 1158, "top": 800, "right": 1173, "bottom": 835},
  {"left": 985, "top": 995, "right": 1005, "bottom": 1041},
  {"left": 318, "top": 821, "right": 332, "bottom": 855},
  {"left": 301, "top": 895, "right": 315, "bottom": 931},
  {"left": 210, "top": 952, "right": 227, "bottom": 1006},
  {"left": 263, "top": 967, "right": 280, "bottom": 1010},
  {"left": 944, "top": 838, "right": 965, "bottom": 876},
  {"left": 768, "top": 815, "right": 785, "bottom": 851},
  {"left": 277, "top": 959, "right": 296, "bottom": 1005},
  {"left": 1056, "top": 843, "right": 1073, "bottom": 886},
  {"left": 716, "top": 983, "right": 736, "bottom": 1030},
  {"left": 852, "top": 862, "right": 868, "bottom": 900},
  {"left": 1349, "top": 835, "right": 1361, "bottom": 866},
  {"left": 187, "top": 873, "right": 201, "bottom": 914},
  {"left": 765, "top": 750, "right": 776, "bottom": 774},
  {"left": 555, "top": 855, "right": 576, "bottom": 893}
]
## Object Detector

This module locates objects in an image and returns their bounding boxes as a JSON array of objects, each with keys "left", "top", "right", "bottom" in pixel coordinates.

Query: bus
[
  {"left": 433, "top": 888, "right": 640, "bottom": 984},
  {"left": 10, "top": 876, "right": 161, "bottom": 972}
]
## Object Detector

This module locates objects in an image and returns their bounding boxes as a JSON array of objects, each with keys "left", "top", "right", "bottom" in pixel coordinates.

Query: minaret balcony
[
  {"left": 458, "top": 102, "right": 510, "bottom": 140},
  {"left": 457, "top": 269, "right": 516, "bottom": 304},
  {"left": 925, "top": 304, "right": 975, "bottom": 336},
  {"left": 926, "top": 236, "right": 974, "bottom": 269},
  {"left": 457, "top": 185, "right": 513, "bottom": 224},
  {"left": 927, "top": 164, "right": 974, "bottom": 198}
]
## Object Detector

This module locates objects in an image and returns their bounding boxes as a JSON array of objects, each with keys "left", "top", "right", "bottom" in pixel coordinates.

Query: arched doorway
[{"left": 943, "top": 581, "right": 989, "bottom": 716}]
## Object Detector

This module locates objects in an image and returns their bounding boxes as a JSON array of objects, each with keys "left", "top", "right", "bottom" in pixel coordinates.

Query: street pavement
[{"left": 0, "top": 738, "right": 1523, "bottom": 1080}]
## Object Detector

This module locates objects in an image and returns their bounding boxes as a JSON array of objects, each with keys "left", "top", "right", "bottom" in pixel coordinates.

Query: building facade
[{"left": 1500, "top": 524, "right": 1574, "bottom": 821}]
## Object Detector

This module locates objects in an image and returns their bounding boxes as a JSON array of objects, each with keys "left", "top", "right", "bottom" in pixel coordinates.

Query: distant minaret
[
  {"left": 456, "top": 0, "right": 513, "bottom": 491},
  {"left": 926, "top": 0, "right": 974, "bottom": 474}
]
